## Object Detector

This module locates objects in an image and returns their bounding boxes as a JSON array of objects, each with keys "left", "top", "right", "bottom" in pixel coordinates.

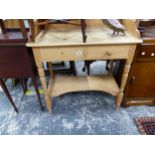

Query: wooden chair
[
  {"left": 28, "top": 19, "right": 87, "bottom": 76},
  {"left": 0, "top": 19, "right": 44, "bottom": 113},
  {"left": 28, "top": 19, "right": 87, "bottom": 42}
]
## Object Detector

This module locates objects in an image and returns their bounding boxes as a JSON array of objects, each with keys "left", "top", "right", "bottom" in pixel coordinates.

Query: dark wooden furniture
[
  {"left": 119, "top": 20, "right": 155, "bottom": 106},
  {"left": 0, "top": 20, "right": 43, "bottom": 112}
]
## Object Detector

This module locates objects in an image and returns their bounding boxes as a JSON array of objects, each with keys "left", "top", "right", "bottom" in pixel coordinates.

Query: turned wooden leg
[
  {"left": 47, "top": 62, "right": 55, "bottom": 111},
  {"left": 45, "top": 94, "right": 52, "bottom": 111},
  {"left": 116, "top": 92, "right": 124, "bottom": 111},
  {"left": 32, "top": 76, "right": 44, "bottom": 111},
  {"left": 116, "top": 45, "right": 136, "bottom": 110},
  {"left": 116, "top": 65, "right": 129, "bottom": 110},
  {"left": 33, "top": 48, "right": 52, "bottom": 112},
  {"left": 0, "top": 79, "right": 19, "bottom": 113}
]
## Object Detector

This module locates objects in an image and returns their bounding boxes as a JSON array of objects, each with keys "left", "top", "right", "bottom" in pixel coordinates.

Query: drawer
[
  {"left": 138, "top": 44, "right": 155, "bottom": 59},
  {"left": 40, "top": 47, "right": 84, "bottom": 61},
  {"left": 85, "top": 45, "right": 130, "bottom": 60}
]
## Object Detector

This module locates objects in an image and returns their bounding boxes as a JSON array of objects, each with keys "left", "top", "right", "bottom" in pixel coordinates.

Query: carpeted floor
[{"left": 0, "top": 61, "right": 155, "bottom": 135}]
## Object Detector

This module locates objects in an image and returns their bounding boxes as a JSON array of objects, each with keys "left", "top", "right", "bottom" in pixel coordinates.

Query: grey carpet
[{"left": 0, "top": 61, "right": 155, "bottom": 135}]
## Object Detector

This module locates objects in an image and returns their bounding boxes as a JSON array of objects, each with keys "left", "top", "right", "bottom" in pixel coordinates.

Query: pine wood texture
[
  {"left": 27, "top": 19, "right": 142, "bottom": 47},
  {"left": 4, "top": 19, "right": 20, "bottom": 28},
  {"left": 28, "top": 19, "right": 141, "bottom": 112},
  {"left": 39, "top": 45, "right": 130, "bottom": 61},
  {"left": 48, "top": 75, "right": 119, "bottom": 97}
]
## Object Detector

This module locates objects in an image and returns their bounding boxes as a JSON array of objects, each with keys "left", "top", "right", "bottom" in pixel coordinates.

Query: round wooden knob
[
  {"left": 130, "top": 76, "right": 136, "bottom": 85},
  {"left": 151, "top": 52, "right": 155, "bottom": 56},
  {"left": 105, "top": 51, "right": 112, "bottom": 56},
  {"left": 142, "top": 51, "right": 145, "bottom": 56}
]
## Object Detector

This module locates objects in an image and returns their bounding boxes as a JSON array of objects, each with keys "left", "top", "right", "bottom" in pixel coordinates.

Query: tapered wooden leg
[
  {"left": 116, "top": 92, "right": 124, "bottom": 111},
  {"left": 116, "top": 45, "right": 136, "bottom": 110},
  {"left": 0, "top": 79, "right": 19, "bottom": 113},
  {"left": 32, "top": 76, "right": 44, "bottom": 111},
  {"left": 47, "top": 62, "right": 55, "bottom": 112},
  {"left": 116, "top": 65, "right": 129, "bottom": 110}
]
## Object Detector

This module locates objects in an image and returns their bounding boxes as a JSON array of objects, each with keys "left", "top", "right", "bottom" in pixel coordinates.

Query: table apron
[{"left": 38, "top": 45, "right": 130, "bottom": 61}]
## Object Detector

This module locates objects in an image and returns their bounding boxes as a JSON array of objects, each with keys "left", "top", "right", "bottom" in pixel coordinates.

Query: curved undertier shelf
[{"left": 48, "top": 75, "right": 119, "bottom": 97}]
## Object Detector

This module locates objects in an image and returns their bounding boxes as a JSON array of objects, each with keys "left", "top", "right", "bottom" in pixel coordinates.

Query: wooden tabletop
[{"left": 27, "top": 19, "right": 142, "bottom": 47}]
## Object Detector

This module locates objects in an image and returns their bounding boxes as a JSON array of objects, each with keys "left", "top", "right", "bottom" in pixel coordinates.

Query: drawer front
[
  {"left": 138, "top": 44, "right": 155, "bottom": 59},
  {"left": 85, "top": 45, "right": 130, "bottom": 60},
  {"left": 40, "top": 47, "right": 84, "bottom": 61}
]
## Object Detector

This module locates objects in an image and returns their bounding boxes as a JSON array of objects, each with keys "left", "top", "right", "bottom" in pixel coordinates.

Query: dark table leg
[
  {"left": 70, "top": 61, "right": 76, "bottom": 75},
  {"left": 82, "top": 60, "right": 93, "bottom": 75},
  {"left": 0, "top": 79, "right": 19, "bottom": 113},
  {"left": 80, "top": 19, "right": 87, "bottom": 43},
  {"left": 32, "top": 76, "right": 44, "bottom": 111},
  {"left": 21, "top": 78, "right": 28, "bottom": 93}
]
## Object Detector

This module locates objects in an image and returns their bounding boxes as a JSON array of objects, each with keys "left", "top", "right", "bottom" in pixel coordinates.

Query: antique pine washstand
[{"left": 27, "top": 19, "right": 142, "bottom": 113}]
